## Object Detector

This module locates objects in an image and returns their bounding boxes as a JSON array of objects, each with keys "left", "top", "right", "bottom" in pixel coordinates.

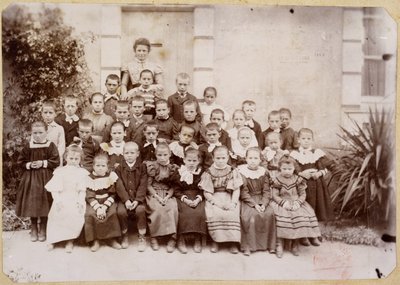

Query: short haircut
[
  {"left": 133, "top": 38, "right": 151, "bottom": 52},
  {"left": 143, "top": 121, "right": 159, "bottom": 132},
  {"left": 246, "top": 146, "right": 262, "bottom": 158},
  {"left": 79, "top": 119, "right": 93, "bottom": 130},
  {"left": 64, "top": 144, "right": 84, "bottom": 161},
  {"left": 115, "top": 100, "right": 130, "bottom": 110},
  {"left": 94, "top": 153, "right": 109, "bottom": 164},
  {"left": 279, "top": 107, "right": 292, "bottom": 118},
  {"left": 124, "top": 141, "right": 139, "bottom": 152},
  {"left": 64, "top": 95, "right": 79, "bottom": 106},
  {"left": 139, "top": 69, "right": 154, "bottom": 81},
  {"left": 205, "top": 122, "right": 220, "bottom": 133},
  {"left": 237, "top": 126, "right": 252, "bottom": 138},
  {"left": 210, "top": 108, "right": 225, "bottom": 120},
  {"left": 183, "top": 99, "right": 198, "bottom": 109},
  {"left": 155, "top": 142, "right": 170, "bottom": 155},
  {"left": 212, "top": 145, "right": 229, "bottom": 157},
  {"left": 278, "top": 155, "right": 299, "bottom": 173},
  {"left": 42, "top": 100, "right": 56, "bottom": 111},
  {"left": 232, "top": 109, "right": 246, "bottom": 119},
  {"left": 298, "top": 128, "right": 314, "bottom": 138},
  {"left": 180, "top": 124, "right": 195, "bottom": 134},
  {"left": 110, "top": 121, "right": 125, "bottom": 131},
  {"left": 131, "top": 95, "right": 145, "bottom": 104},
  {"left": 89, "top": 92, "right": 104, "bottom": 104},
  {"left": 184, "top": 147, "right": 201, "bottom": 160},
  {"left": 203, "top": 86, "right": 217, "bottom": 97},
  {"left": 31, "top": 121, "right": 47, "bottom": 131},
  {"left": 176, "top": 72, "right": 190, "bottom": 81},
  {"left": 242, "top": 100, "right": 256, "bottom": 107},
  {"left": 265, "top": 132, "right": 282, "bottom": 144},
  {"left": 106, "top": 74, "right": 120, "bottom": 83},
  {"left": 155, "top": 98, "right": 168, "bottom": 107},
  {"left": 268, "top": 110, "right": 280, "bottom": 120}
]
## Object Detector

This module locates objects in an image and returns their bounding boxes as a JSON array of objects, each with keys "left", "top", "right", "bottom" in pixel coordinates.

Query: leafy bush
[{"left": 329, "top": 107, "right": 395, "bottom": 224}]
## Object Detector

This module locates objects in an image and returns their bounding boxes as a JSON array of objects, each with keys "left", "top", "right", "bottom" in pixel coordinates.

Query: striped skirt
[
  {"left": 205, "top": 191, "right": 241, "bottom": 243},
  {"left": 271, "top": 201, "right": 321, "bottom": 239}
]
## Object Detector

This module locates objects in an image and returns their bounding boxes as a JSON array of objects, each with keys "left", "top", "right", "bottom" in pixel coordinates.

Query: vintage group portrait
[{"left": 1, "top": 1, "right": 398, "bottom": 283}]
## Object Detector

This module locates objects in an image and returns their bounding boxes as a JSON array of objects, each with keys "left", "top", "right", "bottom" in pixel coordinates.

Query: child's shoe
[
  {"left": 177, "top": 237, "right": 187, "bottom": 254},
  {"left": 299, "top": 238, "right": 310, "bottom": 246},
  {"left": 193, "top": 237, "right": 202, "bottom": 253},
  {"left": 150, "top": 237, "right": 159, "bottom": 251},
  {"left": 65, "top": 240, "right": 74, "bottom": 253},
  {"left": 210, "top": 241, "right": 218, "bottom": 253},
  {"left": 243, "top": 246, "right": 251, "bottom": 256},
  {"left": 166, "top": 238, "right": 176, "bottom": 253},
  {"left": 110, "top": 239, "right": 122, "bottom": 250},
  {"left": 38, "top": 223, "right": 46, "bottom": 242},
  {"left": 47, "top": 243, "right": 54, "bottom": 251},
  {"left": 229, "top": 243, "right": 239, "bottom": 254},
  {"left": 291, "top": 240, "right": 299, "bottom": 256},
  {"left": 90, "top": 240, "right": 100, "bottom": 252},
  {"left": 30, "top": 224, "right": 38, "bottom": 242},
  {"left": 310, "top": 237, "right": 321, "bottom": 246},
  {"left": 121, "top": 233, "right": 129, "bottom": 249},
  {"left": 137, "top": 234, "right": 146, "bottom": 252}
]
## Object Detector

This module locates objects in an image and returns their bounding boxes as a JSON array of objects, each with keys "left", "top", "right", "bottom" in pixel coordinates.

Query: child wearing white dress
[{"left": 45, "top": 144, "right": 89, "bottom": 252}]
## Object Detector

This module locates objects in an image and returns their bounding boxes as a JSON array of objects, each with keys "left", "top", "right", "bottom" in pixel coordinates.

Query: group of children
[{"left": 15, "top": 70, "right": 334, "bottom": 258}]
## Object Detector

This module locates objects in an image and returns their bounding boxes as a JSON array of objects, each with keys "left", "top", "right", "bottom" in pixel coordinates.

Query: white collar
[
  {"left": 104, "top": 93, "right": 119, "bottom": 102},
  {"left": 237, "top": 164, "right": 266, "bottom": 179},
  {"left": 126, "top": 161, "right": 136, "bottom": 168},
  {"left": 178, "top": 165, "right": 202, "bottom": 185},
  {"left": 92, "top": 109, "right": 104, "bottom": 115},
  {"left": 65, "top": 114, "right": 79, "bottom": 123}
]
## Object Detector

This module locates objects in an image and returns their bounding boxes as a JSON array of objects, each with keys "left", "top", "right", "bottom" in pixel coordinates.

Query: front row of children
[{"left": 16, "top": 120, "right": 322, "bottom": 258}]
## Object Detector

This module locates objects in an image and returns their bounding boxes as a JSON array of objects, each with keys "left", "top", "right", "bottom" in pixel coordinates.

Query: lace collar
[
  {"left": 237, "top": 164, "right": 266, "bottom": 179},
  {"left": 178, "top": 165, "right": 202, "bottom": 185},
  {"left": 290, "top": 147, "right": 325, "bottom": 165}
]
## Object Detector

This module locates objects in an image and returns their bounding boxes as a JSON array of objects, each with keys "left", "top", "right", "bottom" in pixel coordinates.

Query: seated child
[
  {"left": 199, "top": 87, "right": 229, "bottom": 127},
  {"left": 242, "top": 100, "right": 263, "bottom": 147},
  {"left": 55, "top": 95, "right": 80, "bottom": 147},
  {"left": 261, "top": 110, "right": 281, "bottom": 149},
  {"left": 103, "top": 74, "right": 121, "bottom": 119},
  {"left": 150, "top": 99, "right": 178, "bottom": 142},
  {"left": 145, "top": 143, "right": 179, "bottom": 253},
  {"left": 199, "top": 146, "right": 243, "bottom": 254},
  {"left": 45, "top": 144, "right": 89, "bottom": 253},
  {"left": 167, "top": 73, "right": 201, "bottom": 123},
  {"left": 73, "top": 119, "right": 99, "bottom": 172},
  {"left": 83, "top": 92, "right": 113, "bottom": 144},
  {"left": 84, "top": 154, "right": 122, "bottom": 251},
  {"left": 115, "top": 142, "right": 147, "bottom": 251},
  {"left": 171, "top": 148, "right": 207, "bottom": 254},
  {"left": 270, "top": 156, "right": 321, "bottom": 258},
  {"left": 127, "top": 69, "right": 163, "bottom": 121},
  {"left": 16, "top": 121, "right": 60, "bottom": 242},
  {"left": 42, "top": 100, "right": 65, "bottom": 165},
  {"left": 169, "top": 125, "right": 198, "bottom": 166},
  {"left": 198, "top": 123, "right": 222, "bottom": 169},
  {"left": 279, "top": 108, "right": 299, "bottom": 151},
  {"left": 210, "top": 109, "right": 232, "bottom": 150},
  {"left": 102, "top": 100, "right": 135, "bottom": 142},
  {"left": 227, "top": 110, "right": 258, "bottom": 148},
  {"left": 238, "top": 147, "right": 276, "bottom": 256},
  {"left": 139, "top": 122, "right": 161, "bottom": 162},
  {"left": 261, "top": 132, "right": 288, "bottom": 179},
  {"left": 173, "top": 100, "right": 205, "bottom": 144},
  {"left": 100, "top": 121, "right": 125, "bottom": 170},
  {"left": 231, "top": 127, "right": 256, "bottom": 166}
]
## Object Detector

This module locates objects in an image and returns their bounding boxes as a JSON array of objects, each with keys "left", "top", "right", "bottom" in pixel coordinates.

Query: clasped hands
[
  {"left": 96, "top": 205, "right": 107, "bottom": 220},
  {"left": 125, "top": 200, "right": 139, "bottom": 211},
  {"left": 183, "top": 197, "right": 201, "bottom": 208}
]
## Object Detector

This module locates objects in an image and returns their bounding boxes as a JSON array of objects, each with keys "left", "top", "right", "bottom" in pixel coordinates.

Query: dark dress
[
  {"left": 171, "top": 166, "right": 207, "bottom": 236},
  {"left": 16, "top": 141, "right": 60, "bottom": 217}
]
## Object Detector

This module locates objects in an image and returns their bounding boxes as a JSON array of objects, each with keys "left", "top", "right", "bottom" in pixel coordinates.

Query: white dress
[{"left": 45, "top": 165, "right": 90, "bottom": 244}]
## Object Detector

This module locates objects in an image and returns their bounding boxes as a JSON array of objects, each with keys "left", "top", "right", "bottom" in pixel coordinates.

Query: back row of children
[{"left": 16, "top": 70, "right": 334, "bottom": 258}]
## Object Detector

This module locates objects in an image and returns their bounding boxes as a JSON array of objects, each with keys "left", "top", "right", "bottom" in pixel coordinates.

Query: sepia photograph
[{"left": 1, "top": 2, "right": 397, "bottom": 283}]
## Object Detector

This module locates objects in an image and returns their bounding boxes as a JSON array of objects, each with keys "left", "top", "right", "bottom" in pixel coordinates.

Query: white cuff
[
  {"left": 196, "top": 195, "right": 203, "bottom": 202},
  {"left": 181, "top": 195, "right": 188, "bottom": 202},
  {"left": 43, "top": 160, "right": 48, "bottom": 168},
  {"left": 26, "top": 162, "right": 31, "bottom": 169}
]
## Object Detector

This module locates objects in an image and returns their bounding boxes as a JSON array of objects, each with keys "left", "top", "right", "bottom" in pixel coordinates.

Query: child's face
[
  {"left": 268, "top": 115, "right": 281, "bottom": 130},
  {"left": 213, "top": 149, "right": 229, "bottom": 168},
  {"left": 110, "top": 125, "right": 125, "bottom": 143},
  {"left": 115, "top": 106, "right": 130, "bottom": 121},
  {"left": 131, "top": 101, "right": 145, "bottom": 117},
  {"left": 183, "top": 104, "right": 197, "bottom": 122},
  {"left": 135, "top": 44, "right": 149, "bottom": 61},
  {"left": 93, "top": 158, "right": 108, "bottom": 176},
  {"left": 155, "top": 103, "right": 169, "bottom": 119},
  {"left": 42, "top": 106, "right": 56, "bottom": 124},
  {"left": 179, "top": 126, "right": 195, "bottom": 145},
  {"left": 210, "top": 113, "right": 224, "bottom": 127},
  {"left": 143, "top": 127, "right": 158, "bottom": 143},
  {"left": 205, "top": 129, "right": 220, "bottom": 144},
  {"left": 91, "top": 95, "right": 104, "bottom": 113},
  {"left": 238, "top": 130, "right": 252, "bottom": 148},
  {"left": 64, "top": 99, "right": 78, "bottom": 117},
  {"left": 139, "top": 72, "right": 153, "bottom": 88},
  {"left": 267, "top": 137, "right": 281, "bottom": 151},
  {"left": 204, "top": 90, "right": 216, "bottom": 105},
  {"left": 183, "top": 153, "right": 200, "bottom": 171},
  {"left": 65, "top": 151, "right": 81, "bottom": 167},
  {"left": 176, "top": 77, "right": 190, "bottom": 93},
  {"left": 280, "top": 112, "right": 291, "bottom": 128},
  {"left": 243, "top": 104, "right": 256, "bottom": 120},
  {"left": 280, "top": 163, "right": 295, "bottom": 178},
  {"left": 298, "top": 132, "right": 313, "bottom": 149},
  {"left": 123, "top": 145, "right": 139, "bottom": 164},
  {"left": 105, "top": 79, "right": 119, "bottom": 94},
  {"left": 31, "top": 126, "right": 47, "bottom": 143},
  {"left": 233, "top": 113, "right": 245, "bottom": 128},
  {"left": 156, "top": 148, "right": 170, "bottom": 166},
  {"left": 78, "top": 125, "right": 92, "bottom": 142},
  {"left": 246, "top": 150, "right": 261, "bottom": 169}
]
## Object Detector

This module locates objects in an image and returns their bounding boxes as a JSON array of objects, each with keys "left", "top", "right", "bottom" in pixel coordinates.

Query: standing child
[
  {"left": 45, "top": 145, "right": 89, "bottom": 252},
  {"left": 210, "top": 109, "right": 232, "bottom": 150},
  {"left": 169, "top": 125, "right": 198, "bottom": 166},
  {"left": 103, "top": 74, "right": 121, "bottom": 119},
  {"left": 83, "top": 92, "right": 114, "bottom": 144},
  {"left": 231, "top": 127, "right": 257, "bottom": 166},
  {"left": 261, "top": 132, "right": 288, "bottom": 179},
  {"left": 100, "top": 121, "right": 125, "bottom": 170},
  {"left": 173, "top": 100, "right": 204, "bottom": 144},
  {"left": 270, "top": 156, "right": 321, "bottom": 258},
  {"left": 279, "top": 108, "right": 299, "bottom": 151},
  {"left": 199, "top": 146, "right": 243, "bottom": 254},
  {"left": 238, "top": 147, "right": 276, "bottom": 256},
  {"left": 228, "top": 110, "right": 258, "bottom": 149},
  {"left": 171, "top": 148, "right": 207, "bottom": 254},
  {"left": 55, "top": 95, "right": 80, "bottom": 147},
  {"left": 129, "top": 95, "right": 148, "bottom": 143},
  {"left": 290, "top": 128, "right": 334, "bottom": 223},
  {"left": 199, "top": 87, "right": 229, "bottom": 126},
  {"left": 85, "top": 154, "right": 122, "bottom": 251},
  {"left": 145, "top": 143, "right": 179, "bottom": 253},
  {"left": 102, "top": 101, "right": 135, "bottom": 142},
  {"left": 139, "top": 122, "right": 161, "bottom": 162},
  {"left": 260, "top": 110, "right": 281, "bottom": 149},
  {"left": 115, "top": 142, "right": 148, "bottom": 251},
  {"left": 16, "top": 121, "right": 60, "bottom": 242},
  {"left": 167, "top": 73, "right": 201, "bottom": 123},
  {"left": 198, "top": 123, "right": 222, "bottom": 169},
  {"left": 42, "top": 100, "right": 65, "bottom": 165},
  {"left": 242, "top": 100, "right": 263, "bottom": 147},
  {"left": 73, "top": 119, "right": 99, "bottom": 172},
  {"left": 151, "top": 99, "right": 178, "bottom": 142}
]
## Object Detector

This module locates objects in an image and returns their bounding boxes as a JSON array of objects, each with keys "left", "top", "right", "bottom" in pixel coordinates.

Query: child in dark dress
[
  {"left": 198, "top": 123, "right": 222, "bottom": 169},
  {"left": 139, "top": 122, "right": 161, "bottom": 162}
]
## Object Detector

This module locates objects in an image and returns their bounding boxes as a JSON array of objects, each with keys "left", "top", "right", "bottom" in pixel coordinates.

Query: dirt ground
[{"left": 1, "top": 230, "right": 397, "bottom": 283}]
